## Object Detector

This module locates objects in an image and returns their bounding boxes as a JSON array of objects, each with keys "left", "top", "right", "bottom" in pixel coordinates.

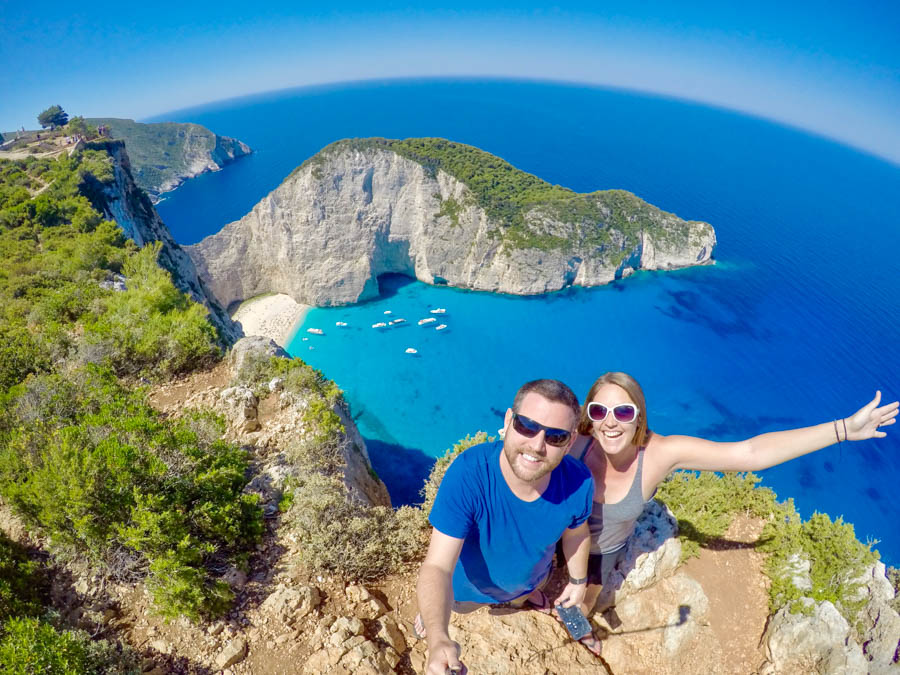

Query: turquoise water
[{"left": 150, "top": 79, "right": 900, "bottom": 563}]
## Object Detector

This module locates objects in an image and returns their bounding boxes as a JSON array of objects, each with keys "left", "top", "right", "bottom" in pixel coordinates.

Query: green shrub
[
  {"left": 0, "top": 367, "right": 262, "bottom": 620},
  {"left": 0, "top": 534, "right": 44, "bottom": 623},
  {"left": 0, "top": 617, "right": 139, "bottom": 674},
  {"left": 0, "top": 152, "right": 220, "bottom": 391},
  {"left": 0, "top": 617, "right": 90, "bottom": 674},
  {"left": 288, "top": 472, "right": 424, "bottom": 580},
  {"left": 83, "top": 243, "right": 221, "bottom": 378},
  {"left": 761, "top": 511, "right": 877, "bottom": 627},
  {"left": 655, "top": 470, "right": 786, "bottom": 560}
]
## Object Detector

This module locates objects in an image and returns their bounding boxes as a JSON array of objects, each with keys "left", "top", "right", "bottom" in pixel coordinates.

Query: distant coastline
[{"left": 230, "top": 293, "right": 309, "bottom": 347}]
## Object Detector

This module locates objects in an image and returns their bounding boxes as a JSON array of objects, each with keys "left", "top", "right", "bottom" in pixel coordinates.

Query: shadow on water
[
  {"left": 365, "top": 437, "right": 436, "bottom": 507},
  {"left": 655, "top": 289, "right": 761, "bottom": 339},
  {"left": 694, "top": 396, "right": 800, "bottom": 439}
]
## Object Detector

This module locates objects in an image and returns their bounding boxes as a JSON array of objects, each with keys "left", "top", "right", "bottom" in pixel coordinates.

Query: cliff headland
[
  {"left": 86, "top": 117, "right": 252, "bottom": 202},
  {"left": 187, "top": 138, "right": 716, "bottom": 310}
]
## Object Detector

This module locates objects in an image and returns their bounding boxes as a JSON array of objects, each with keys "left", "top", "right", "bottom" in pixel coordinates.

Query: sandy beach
[{"left": 231, "top": 293, "right": 310, "bottom": 348}]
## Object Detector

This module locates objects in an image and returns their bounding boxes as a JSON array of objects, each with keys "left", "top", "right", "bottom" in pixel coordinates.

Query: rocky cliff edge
[{"left": 84, "top": 139, "right": 239, "bottom": 342}]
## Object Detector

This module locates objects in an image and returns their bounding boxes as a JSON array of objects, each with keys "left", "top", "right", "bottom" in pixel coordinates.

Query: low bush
[
  {"left": 0, "top": 534, "right": 43, "bottom": 623},
  {"left": 0, "top": 617, "right": 139, "bottom": 674},
  {"left": 0, "top": 535, "right": 139, "bottom": 673},
  {"left": 83, "top": 242, "right": 221, "bottom": 379},
  {"left": 287, "top": 431, "right": 495, "bottom": 581},
  {"left": 761, "top": 511, "right": 877, "bottom": 628},
  {"left": 655, "top": 470, "right": 786, "bottom": 560},
  {"left": 0, "top": 366, "right": 262, "bottom": 620},
  {"left": 289, "top": 472, "right": 425, "bottom": 580}
]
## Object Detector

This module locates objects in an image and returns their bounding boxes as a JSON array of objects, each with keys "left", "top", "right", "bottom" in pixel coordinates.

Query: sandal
[
  {"left": 413, "top": 613, "right": 426, "bottom": 640},
  {"left": 523, "top": 589, "right": 553, "bottom": 615},
  {"left": 578, "top": 631, "right": 603, "bottom": 657}
]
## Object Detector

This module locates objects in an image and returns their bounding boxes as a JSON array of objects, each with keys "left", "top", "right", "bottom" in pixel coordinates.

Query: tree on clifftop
[{"left": 37, "top": 105, "right": 68, "bottom": 129}]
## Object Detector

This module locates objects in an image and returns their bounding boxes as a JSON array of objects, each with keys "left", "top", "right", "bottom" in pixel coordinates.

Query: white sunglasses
[{"left": 586, "top": 402, "right": 639, "bottom": 423}]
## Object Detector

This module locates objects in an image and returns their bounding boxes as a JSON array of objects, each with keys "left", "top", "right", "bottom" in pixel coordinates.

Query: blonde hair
[{"left": 577, "top": 372, "right": 649, "bottom": 447}]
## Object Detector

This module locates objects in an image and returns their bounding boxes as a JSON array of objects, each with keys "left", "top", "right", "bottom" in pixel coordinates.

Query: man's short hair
[{"left": 512, "top": 379, "right": 580, "bottom": 421}]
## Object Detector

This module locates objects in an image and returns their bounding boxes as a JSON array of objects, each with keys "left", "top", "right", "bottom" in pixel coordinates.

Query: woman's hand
[{"left": 845, "top": 391, "right": 899, "bottom": 441}]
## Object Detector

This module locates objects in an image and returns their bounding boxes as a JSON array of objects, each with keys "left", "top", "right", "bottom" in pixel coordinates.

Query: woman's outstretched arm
[{"left": 656, "top": 391, "right": 898, "bottom": 474}]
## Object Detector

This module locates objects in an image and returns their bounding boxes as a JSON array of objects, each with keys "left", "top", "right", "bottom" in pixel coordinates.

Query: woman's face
[{"left": 589, "top": 383, "right": 639, "bottom": 455}]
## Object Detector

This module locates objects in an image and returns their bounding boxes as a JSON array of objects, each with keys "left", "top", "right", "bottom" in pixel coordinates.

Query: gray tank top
[{"left": 574, "top": 438, "right": 649, "bottom": 555}]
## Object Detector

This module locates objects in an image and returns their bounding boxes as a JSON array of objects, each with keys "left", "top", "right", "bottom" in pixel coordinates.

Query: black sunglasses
[{"left": 511, "top": 412, "right": 572, "bottom": 447}]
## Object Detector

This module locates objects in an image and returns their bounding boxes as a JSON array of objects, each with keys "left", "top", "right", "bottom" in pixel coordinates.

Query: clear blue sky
[{"left": 2, "top": 0, "right": 898, "bottom": 164}]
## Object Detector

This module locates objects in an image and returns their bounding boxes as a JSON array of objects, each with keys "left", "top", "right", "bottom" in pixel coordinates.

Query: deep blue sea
[{"left": 149, "top": 78, "right": 900, "bottom": 564}]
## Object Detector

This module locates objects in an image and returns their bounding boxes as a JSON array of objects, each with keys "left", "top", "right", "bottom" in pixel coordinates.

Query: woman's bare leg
[{"left": 581, "top": 582, "right": 603, "bottom": 617}]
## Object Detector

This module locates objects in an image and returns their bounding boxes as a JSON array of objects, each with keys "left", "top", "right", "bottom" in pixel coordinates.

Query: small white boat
[
  {"left": 418, "top": 317, "right": 437, "bottom": 325},
  {"left": 435, "top": 324, "right": 447, "bottom": 331},
  {"left": 384, "top": 310, "right": 392, "bottom": 315},
  {"left": 372, "top": 322, "right": 387, "bottom": 328},
  {"left": 306, "top": 328, "right": 324, "bottom": 335},
  {"left": 301, "top": 337, "right": 308, "bottom": 341},
  {"left": 335, "top": 321, "right": 348, "bottom": 327},
  {"left": 430, "top": 308, "right": 446, "bottom": 314},
  {"left": 389, "top": 318, "right": 406, "bottom": 325},
  {"left": 405, "top": 348, "right": 418, "bottom": 354}
]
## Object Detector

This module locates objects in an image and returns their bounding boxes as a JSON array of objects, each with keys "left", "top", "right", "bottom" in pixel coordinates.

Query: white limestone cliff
[
  {"left": 154, "top": 129, "right": 251, "bottom": 197},
  {"left": 186, "top": 143, "right": 716, "bottom": 309}
]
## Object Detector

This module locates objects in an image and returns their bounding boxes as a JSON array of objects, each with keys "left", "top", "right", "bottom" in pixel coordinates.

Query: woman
[{"left": 569, "top": 371, "right": 898, "bottom": 625}]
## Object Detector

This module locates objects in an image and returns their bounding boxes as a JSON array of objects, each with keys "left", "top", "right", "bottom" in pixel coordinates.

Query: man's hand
[
  {"left": 425, "top": 637, "right": 467, "bottom": 675},
  {"left": 555, "top": 581, "right": 587, "bottom": 609}
]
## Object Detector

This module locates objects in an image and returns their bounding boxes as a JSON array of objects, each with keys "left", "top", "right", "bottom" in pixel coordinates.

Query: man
[{"left": 416, "top": 379, "right": 595, "bottom": 674}]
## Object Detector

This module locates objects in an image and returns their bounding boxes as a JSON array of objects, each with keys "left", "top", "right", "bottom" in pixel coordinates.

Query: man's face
[{"left": 502, "top": 392, "right": 576, "bottom": 484}]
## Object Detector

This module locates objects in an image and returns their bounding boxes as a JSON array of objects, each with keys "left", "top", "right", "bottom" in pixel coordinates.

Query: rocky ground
[{"left": 4, "top": 354, "right": 894, "bottom": 674}]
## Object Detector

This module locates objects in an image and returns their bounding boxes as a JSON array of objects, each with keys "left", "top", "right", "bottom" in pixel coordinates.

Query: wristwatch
[{"left": 569, "top": 575, "right": 588, "bottom": 585}]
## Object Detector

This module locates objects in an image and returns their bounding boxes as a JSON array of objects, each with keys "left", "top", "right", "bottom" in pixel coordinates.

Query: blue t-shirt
[{"left": 429, "top": 440, "right": 594, "bottom": 604}]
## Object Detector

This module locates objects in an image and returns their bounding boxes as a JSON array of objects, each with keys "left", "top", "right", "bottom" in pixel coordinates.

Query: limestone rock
[
  {"left": 346, "top": 585, "right": 387, "bottom": 619},
  {"left": 329, "top": 616, "right": 365, "bottom": 646},
  {"left": 222, "top": 566, "right": 247, "bottom": 591},
  {"left": 228, "top": 336, "right": 288, "bottom": 381},
  {"left": 215, "top": 639, "right": 248, "bottom": 670},
  {"left": 780, "top": 552, "right": 813, "bottom": 592},
  {"left": 446, "top": 606, "right": 608, "bottom": 674},
  {"left": 187, "top": 141, "right": 715, "bottom": 309},
  {"left": 86, "top": 118, "right": 251, "bottom": 201},
  {"left": 260, "top": 585, "right": 320, "bottom": 623},
  {"left": 375, "top": 616, "right": 407, "bottom": 654},
  {"left": 595, "top": 499, "right": 681, "bottom": 612},
  {"left": 219, "top": 386, "right": 259, "bottom": 433},
  {"left": 304, "top": 646, "right": 348, "bottom": 673},
  {"left": 855, "top": 561, "right": 900, "bottom": 671},
  {"left": 149, "top": 639, "right": 171, "bottom": 655},
  {"left": 762, "top": 599, "right": 867, "bottom": 674}
]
